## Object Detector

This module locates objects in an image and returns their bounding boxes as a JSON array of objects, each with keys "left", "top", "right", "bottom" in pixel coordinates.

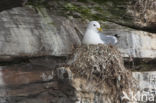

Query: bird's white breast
[{"left": 82, "top": 30, "right": 104, "bottom": 44}]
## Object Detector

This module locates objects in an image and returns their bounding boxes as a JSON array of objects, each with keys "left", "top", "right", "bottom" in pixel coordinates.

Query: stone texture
[
  {"left": 132, "top": 71, "right": 156, "bottom": 102},
  {"left": 0, "top": 45, "right": 137, "bottom": 103},
  {"left": 127, "top": 0, "right": 156, "bottom": 32},
  {"left": 0, "top": 7, "right": 156, "bottom": 60},
  {"left": 0, "top": 7, "right": 81, "bottom": 59},
  {"left": 101, "top": 22, "right": 156, "bottom": 58},
  {"left": 0, "top": 0, "right": 155, "bottom": 103}
]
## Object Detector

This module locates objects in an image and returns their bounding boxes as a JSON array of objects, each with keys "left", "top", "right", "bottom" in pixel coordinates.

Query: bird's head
[{"left": 87, "top": 21, "right": 102, "bottom": 32}]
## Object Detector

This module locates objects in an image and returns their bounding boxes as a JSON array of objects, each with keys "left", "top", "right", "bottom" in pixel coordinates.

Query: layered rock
[
  {"left": 0, "top": 7, "right": 81, "bottom": 59},
  {"left": 0, "top": 45, "right": 137, "bottom": 103},
  {"left": 101, "top": 22, "right": 156, "bottom": 58},
  {"left": 128, "top": 0, "right": 156, "bottom": 32},
  {"left": 132, "top": 71, "right": 156, "bottom": 102},
  {"left": 0, "top": 0, "right": 155, "bottom": 103},
  {"left": 0, "top": 6, "right": 155, "bottom": 60}
]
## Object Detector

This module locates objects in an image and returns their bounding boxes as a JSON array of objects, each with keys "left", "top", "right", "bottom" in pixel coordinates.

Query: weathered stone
[
  {"left": 0, "top": 0, "right": 155, "bottom": 103},
  {"left": 0, "top": 7, "right": 81, "bottom": 59},
  {"left": 127, "top": 0, "right": 156, "bottom": 32},
  {"left": 0, "top": 45, "right": 137, "bottom": 103},
  {"left": 101, "top": 21, "right": 156, "bottom": 58},
  {"left": 0, "top": 7, "right": 155, "bottom": 60},
  {"left": 56, "top": 67, "right": 72, "bottom": 81},
  {"left": 132, "top": 71, "right": 156, "bottom": 102},
  {"left": 0, "top": 66, "right": 55, "bottom": 87}
]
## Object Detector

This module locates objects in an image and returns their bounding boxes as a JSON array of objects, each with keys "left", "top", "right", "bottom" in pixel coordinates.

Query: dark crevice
[
  {"left": 6, "top": 79, "right": 56, "bottom": 89},
  {"left": 124, "top": 57, "right": 156, "bottom": 71},
  {"left": 0, "top": 57, "right": 30, "bottom": 66},
  {"left": 0, "top": 0, "right": 25, "bottom": 12},
  {"left": 107, "top": 20, "right": 156, "bottom": 33},
  {"left": 0, "top": 56, "right": 68, "bottom": 66}
]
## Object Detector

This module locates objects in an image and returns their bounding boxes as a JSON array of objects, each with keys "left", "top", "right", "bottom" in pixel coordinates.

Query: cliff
[
  {"left": 0, "top": 45, "right": 137, "bottom": 103},
  {"left": 0, "top": 0, "right": 155, "bottom": 103},
  {"left": 0, "top": 0, "right": 155, "bottom": 60}
]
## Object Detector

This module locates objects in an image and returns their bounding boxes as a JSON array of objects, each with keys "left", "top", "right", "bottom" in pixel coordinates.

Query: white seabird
[{"left": 82, "top": 21, "right": 118, "bottom": 45}]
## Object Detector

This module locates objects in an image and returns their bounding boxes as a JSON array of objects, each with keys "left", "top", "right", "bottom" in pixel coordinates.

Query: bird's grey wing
[{"left": 99, "top": 32, "right": 118, "bottom": 45}]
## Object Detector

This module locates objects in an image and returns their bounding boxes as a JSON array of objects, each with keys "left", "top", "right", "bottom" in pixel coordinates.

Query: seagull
[{"left": 82, "top": 21, "right": 118, "bottom": 45}]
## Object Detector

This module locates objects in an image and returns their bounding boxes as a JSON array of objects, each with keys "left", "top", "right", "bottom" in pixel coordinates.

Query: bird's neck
[{"left": 86, "top": 29, "right": 98, "bottom": 36}]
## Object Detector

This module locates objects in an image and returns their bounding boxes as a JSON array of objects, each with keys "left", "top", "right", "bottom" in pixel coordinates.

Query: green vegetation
[
  {"left": 63, "top": 2, "right": 111, "bottom": 21},
  {"left": 78, "top": 0, "right": 127, "bottom": 4},
  {"left": 63, "top": 3, "right": 92, "bottom": 19},
  {"left": 26, "top": 0, "right": 132, "bottom": 25},
  {"left": 62, "top": 0, "right": 131, "bottom": 22}
]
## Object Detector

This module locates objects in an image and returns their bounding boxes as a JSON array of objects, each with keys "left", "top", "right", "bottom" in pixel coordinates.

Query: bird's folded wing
[{"left": 99, "top": 33, "right": 118, "bottom": 45}]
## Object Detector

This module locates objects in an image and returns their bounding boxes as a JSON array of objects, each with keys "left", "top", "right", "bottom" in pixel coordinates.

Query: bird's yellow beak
[{"left": 97, "top": 28, "right": 102, "bottom": 32}]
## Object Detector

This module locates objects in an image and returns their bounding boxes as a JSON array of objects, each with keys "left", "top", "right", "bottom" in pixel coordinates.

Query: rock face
[
  {"left": 128, "top": 0, "right": 156, "bottom": 32},
  {"left": 0, "top": 0, "right": 155, "bottom": 103},
  {"left": 0, "top": 45, "right": 137, "bottom": 103},
  {"left": 0, "top": 6, "right": 156, "bottom": 60},
  {"left": 0, "top": 7, "right": 81, "bottom": 59},
  {"left": 132, "top": 71, "right": 156, "bottom": 102},
  {"left": 101, "top": 22, "right": 156, "bottom": 58},
  {"left": 118, "top": 31, "right": 156, "bottom": 58}
]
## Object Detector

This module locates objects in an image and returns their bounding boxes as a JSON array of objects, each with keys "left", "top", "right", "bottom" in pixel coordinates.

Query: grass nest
[{"left": 69, "top": 44, "right": 136, "bottom": 91}]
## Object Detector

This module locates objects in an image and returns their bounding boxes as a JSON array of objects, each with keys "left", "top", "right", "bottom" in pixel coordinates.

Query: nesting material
[{"left": 68, "top": 44, "right": 137, "bottom": 102}]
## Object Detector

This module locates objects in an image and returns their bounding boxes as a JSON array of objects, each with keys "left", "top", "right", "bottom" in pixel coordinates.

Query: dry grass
[
  {"left": 68, "top": 45, "right": 138, "bottom": 102},
  {"left": 128, "top": 0, "right": 156, "bottom": 26},
  {"left": 133, "top": 0, "right": 156, "bottom": 12},
  {"left": 70, "top": 45, "right": 136, "bottom": 87}
]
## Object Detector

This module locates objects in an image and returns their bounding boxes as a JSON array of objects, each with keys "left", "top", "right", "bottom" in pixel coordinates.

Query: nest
[{"left": 68, "top": 45, "right": 137, "bottom": 100}]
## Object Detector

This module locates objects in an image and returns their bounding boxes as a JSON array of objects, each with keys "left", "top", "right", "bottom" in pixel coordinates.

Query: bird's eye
[{"left": 93, "top": 24, "right": 96, "bottom": 26}]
